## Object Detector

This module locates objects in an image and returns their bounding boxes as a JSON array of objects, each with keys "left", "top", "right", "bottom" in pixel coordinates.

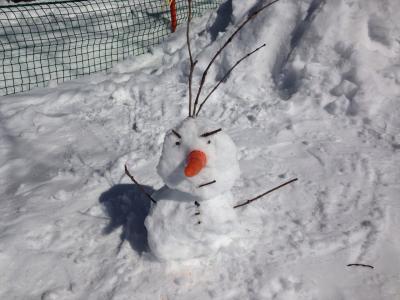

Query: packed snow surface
[{"left": 1, "top": 0, "right": 400, "bottom": 299}]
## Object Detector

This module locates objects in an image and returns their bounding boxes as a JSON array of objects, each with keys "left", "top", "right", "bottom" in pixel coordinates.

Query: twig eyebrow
[
  {"left": 200, "top": 128, "right": 222, "bottom": 137},
  {"left": 172, "top": 129, "right": 181, "bottom": 138}
]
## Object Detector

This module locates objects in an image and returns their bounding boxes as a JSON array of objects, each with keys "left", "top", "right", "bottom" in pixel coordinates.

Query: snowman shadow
[
  {"left": 99, "top": 184, "right": 155, "bottom": 254},
  {"left": 165, "top": 160, "right": 186, "bottom": 186}
]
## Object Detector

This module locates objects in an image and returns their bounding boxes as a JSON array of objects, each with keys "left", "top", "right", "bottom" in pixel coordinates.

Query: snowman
[
  {"left": 144, "top": 116, "right": 249, "bottom": 261},
  {"left": 128, "top": 114, "right": 295, "bottom": 261},
  {"left": 125, "top": 0, "right": 295, "bottom": 261}
]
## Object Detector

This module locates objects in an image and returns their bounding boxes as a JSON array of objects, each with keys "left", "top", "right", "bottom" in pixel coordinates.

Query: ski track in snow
[{"left": 1, "top": 0, "right": 400, "bottom": 299}]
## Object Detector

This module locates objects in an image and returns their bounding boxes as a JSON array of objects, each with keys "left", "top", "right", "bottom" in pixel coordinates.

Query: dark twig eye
[
  {"left": 175, "top": 141, "right": 180, "bottom": 146},
  {"left": 207, "top": 140, "right": 211, "bottom": 144}
]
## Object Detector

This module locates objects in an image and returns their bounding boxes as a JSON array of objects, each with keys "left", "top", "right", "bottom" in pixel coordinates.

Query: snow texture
[{"left": 1, "top": 0, "right": 400, "bottom": 299}]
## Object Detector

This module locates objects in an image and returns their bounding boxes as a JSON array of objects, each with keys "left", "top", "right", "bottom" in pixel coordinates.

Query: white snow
[{"left": 1, "top": 0, "right": 400, "bottom": 299}]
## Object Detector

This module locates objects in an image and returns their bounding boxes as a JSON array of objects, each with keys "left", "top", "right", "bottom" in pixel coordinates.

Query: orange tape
[{"left": 170, "top": 0, "right": 177, "bottom": 32}]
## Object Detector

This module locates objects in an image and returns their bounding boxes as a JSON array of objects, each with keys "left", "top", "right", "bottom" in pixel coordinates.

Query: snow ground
[{"left": 1, "top": 0, "right": 400, "bottom": 299}]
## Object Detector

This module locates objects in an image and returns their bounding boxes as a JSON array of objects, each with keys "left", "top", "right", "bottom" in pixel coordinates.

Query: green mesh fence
[{"left": 0, "top": 0, "right": 222, "bottom": 96}]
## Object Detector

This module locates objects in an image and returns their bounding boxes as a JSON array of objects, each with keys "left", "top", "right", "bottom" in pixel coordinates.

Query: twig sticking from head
[
  {"left": 347, "top": 264, "right": 374, "bottom": 269},
  {"left": 233, "top": 178, "right": 298, "bottom": 209},
  {"left": 196, "top": 43, "right": 266, "bottom": 116},
  {"left": 124, "top": 164, "right": 156, "bottom": 204},
  {"left": 192, "top": 0, "right": 282, "bottom": 115},
  {"left": 186, "top": 0, "right": 197, "bottom": 117}
]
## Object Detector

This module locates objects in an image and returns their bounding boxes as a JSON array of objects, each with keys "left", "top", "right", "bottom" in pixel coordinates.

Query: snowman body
[
  {"left": 144, "top": 117, "right": 245, "bottom": 261},
  {"left": 145, "top": 187, "right": 238, "bottom": 260}
]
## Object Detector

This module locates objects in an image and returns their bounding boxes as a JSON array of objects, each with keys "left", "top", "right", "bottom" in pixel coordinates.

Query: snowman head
[{"left": 157, "top": 117, "right": 240, "bottom": 200}]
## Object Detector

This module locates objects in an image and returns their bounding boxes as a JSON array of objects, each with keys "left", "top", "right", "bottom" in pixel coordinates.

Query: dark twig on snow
[
  {"left": 186, "top": 0, "right": 197, "bottom": 117},
  {"left": 194, "top": 200, "right": 202, "bottom": 224},
  {"left": 196, "top": 43, "right": 266, "bottom": 116},
  {"left": 124, "top": 164, "right": 156, "bottom": 204},
  {"left": 347, "top": 263, "right": 374, "bottom": 269},
  {"left": 200, "top": 128, "right": 222, "bottom": 137},
  {"left": 198, "top": 180, "right": 216, "bottom": 188},
  {"left": 172, "top": 129, "right": 181, "bottom": 138},
  {"left": 192, "top": 0, "right": 282, "bottom": 116},
  {"left": 233, "top": 178, "right": 298, "bottom": 209}
]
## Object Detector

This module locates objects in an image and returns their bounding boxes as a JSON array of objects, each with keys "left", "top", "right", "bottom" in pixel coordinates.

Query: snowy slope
[{"left": 1, "top": 0, "right": 400, "bottom": 299}]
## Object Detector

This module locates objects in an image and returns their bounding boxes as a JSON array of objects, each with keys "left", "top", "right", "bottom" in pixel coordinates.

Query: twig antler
[
  {"left": 191, "top": 0, "right": 282, "bottom": 116},
  {"left": 186, "top": 0, "right": 197, "bottom": 117},
  {"left": 233, "top": 178, "right": 297, "bottom": 209},
  {"left": 195, "top": 43, "right": 266, "bottom": 116},
  {"left": 124, "top": 164, "right": 156, "bottom": 204}
]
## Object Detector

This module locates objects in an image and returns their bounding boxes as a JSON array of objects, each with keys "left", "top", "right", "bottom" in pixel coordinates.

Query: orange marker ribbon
[{"left": 169, "top": 0, "right": 177, "bottom": 32}]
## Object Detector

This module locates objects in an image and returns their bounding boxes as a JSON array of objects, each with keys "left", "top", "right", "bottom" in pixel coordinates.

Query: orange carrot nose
[{"left": 184, "top": 150, "right": 207, "bottom": 177}]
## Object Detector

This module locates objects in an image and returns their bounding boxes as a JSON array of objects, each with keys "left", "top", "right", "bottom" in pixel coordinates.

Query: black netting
[{"left": 0, "top": 0, "right": 222, "bottom": 96}]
